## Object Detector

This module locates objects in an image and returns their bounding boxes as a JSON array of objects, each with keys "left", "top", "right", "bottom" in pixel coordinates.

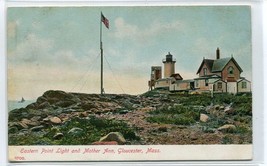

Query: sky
[{"left": 7, "top": 6, "right": 252, "bottom": 100}]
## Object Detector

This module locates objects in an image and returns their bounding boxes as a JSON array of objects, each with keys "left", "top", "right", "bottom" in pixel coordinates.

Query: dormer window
[
  {"left": 228, "top": 66, "right": 234, "bottom": 75},
  {"left": 204, "top": 68, "right": 207, "bottom": 76}
]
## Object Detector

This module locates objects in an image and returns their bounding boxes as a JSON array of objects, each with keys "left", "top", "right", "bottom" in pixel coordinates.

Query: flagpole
[{"left": 100, "top": 12, "right": 103, "bottom": 95}]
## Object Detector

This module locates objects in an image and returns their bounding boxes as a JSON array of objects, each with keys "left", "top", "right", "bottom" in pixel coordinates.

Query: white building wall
[
  {"left": 237, "top": 80, "right": 251, "bottom": 93},
  {"left": 227, "top": 82, "right": 237, "bottom": 94}
]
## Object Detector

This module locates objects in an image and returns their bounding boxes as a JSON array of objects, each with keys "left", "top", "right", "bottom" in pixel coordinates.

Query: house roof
[
  {"left": 197, "top": 57, "right": 243, "bottom": 74},
  {"left": 170, "top": 73, "right": 183, "bottom": 80},
  {"left": 237, "top": 77, "right": 251, "bottom": 83},
  {"left": 211, "top": 57, "right": 231, "bottom": 72},
  {"left": 196, "top": 59, "right": 214, "bottom": 74}
]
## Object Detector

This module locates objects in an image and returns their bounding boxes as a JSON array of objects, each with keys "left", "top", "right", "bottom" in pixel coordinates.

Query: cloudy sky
[{"left": 7, "top": 6, "right": 251, "bottom": 100}]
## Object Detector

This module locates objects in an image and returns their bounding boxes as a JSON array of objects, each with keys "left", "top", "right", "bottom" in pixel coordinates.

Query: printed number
[{"left": 15, "top": 156, "right": 25, "bottom": 160}]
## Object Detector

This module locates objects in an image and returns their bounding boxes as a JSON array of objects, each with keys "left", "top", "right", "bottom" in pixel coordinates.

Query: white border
[
  {"left": 0, "top": 0, "right": 7, "bottom": 165},
  {"left": 1, "top": 0, "right": 266, "bottom": 165},
  {"left": 263, "top": 0, "right": 267, "bottom": 165}
]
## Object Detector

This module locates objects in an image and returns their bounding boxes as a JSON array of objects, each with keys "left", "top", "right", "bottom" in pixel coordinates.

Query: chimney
[{"left": 216, "top": 47, "right": 220, "bottom": 59}]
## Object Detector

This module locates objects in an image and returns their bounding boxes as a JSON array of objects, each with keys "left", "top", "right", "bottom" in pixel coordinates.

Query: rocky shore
[{"left": 8, "top": 90, "right": 252, "bottom": 145}]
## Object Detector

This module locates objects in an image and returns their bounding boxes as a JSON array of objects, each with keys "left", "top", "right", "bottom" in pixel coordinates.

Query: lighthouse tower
[{"left": 163, "top": 52, "right": 176, "bottom": 78}]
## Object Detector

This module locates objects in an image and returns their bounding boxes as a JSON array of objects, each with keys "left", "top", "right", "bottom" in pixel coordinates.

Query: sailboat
[{"left": 19, "top": 97, "right": 25, "bottom": 103}]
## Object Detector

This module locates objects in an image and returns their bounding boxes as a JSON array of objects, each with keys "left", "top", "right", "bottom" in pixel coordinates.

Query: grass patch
[
  {"left": 222, "top": 135, "right": 233, "bottom": 144},
  {"left": 147, "top": 105, "right": 199, "bottom": 125},
  {"left": 9, "top": 116, "right": 140, "bottom": 145}
]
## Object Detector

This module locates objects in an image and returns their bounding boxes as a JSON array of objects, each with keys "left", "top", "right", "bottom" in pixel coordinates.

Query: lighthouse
[{"left": 163, "top": 52, "right": 176, "bottom": 78}]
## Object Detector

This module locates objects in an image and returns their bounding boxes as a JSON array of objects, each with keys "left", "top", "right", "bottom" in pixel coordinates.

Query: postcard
[{"left": 7, "top": 6, "right": 252, "bottom": 161}]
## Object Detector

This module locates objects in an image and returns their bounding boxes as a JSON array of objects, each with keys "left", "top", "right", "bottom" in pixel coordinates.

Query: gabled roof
[
  {"left": 211, "top": 57, "right": 231, "bottom": 72},
  {"left": 170, "top": 73, "right": 183, "bottom": 80},
  {"left": 196, "top": 59, "right": 214, "bottom": 74},
  {"left": 197, "top": 57, "right": 243, "bottom": 74},
  {"left": 237, "top": 77, "right": 251, "bottom": 83},
  {"left": 212, "top": 57, "right": 243, "bottom": 72}
]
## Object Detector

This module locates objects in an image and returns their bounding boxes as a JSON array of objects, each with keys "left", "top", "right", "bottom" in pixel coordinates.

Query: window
[
  {"left": 203, "top": 68, "right": 207, "bottom": 76},
  {"left": 228, "top": 66, "right": 234, "bottom": 75},
  {"left": 242, "top": 82, "right": 247, "bottom": 89},
  {"left": 205, "top": 79, "right": 208, "bottom": 86},
  {"left": 217, "top": 82, "right": 222, "bottom": 90}
]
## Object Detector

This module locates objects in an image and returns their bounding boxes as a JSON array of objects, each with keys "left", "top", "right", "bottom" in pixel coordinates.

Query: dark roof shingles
[{"left": 211, "top": 57, "right": 232, "bottom": 72}]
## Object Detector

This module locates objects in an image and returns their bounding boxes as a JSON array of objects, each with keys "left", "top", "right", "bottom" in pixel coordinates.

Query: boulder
[
  {"left": 90, "top": 108, "right": 99, "bottom": 113},
  {"left": 31, "top": 116, "right": 41, "bottom": 122},
  {"left": 30, "top": 125, "right": 44, "bottom": 132},
  {"left": 68, "top": 127, "right": 83, "bottom": 135},
  {"left": 21, "top": 118, "right": 40, "bottom": 126},
  {"left": 132, "top": 104, "right": 141, "bottom": 109},
  {"left": 118, "top": 109, "right": 130, "bottom": 114},
  {"left": 218, "top": 124, "right": 236, "bottom": 133},
  {"left": 77, "top": 111, "right": 88, "bottom": 117},
  {"left": 224, "top": 107, "right": 234, "bottom": 114},
  {"left": 21, "top": 118, "right": 32, "bottom": 124},
  {"left": 102, "top": 108, "right": 111, "bottom": 113},
  {"left": 18, "top": 122, "right": 29, "bottom": 129},
  {"left": 49, "top": 117, "right": 62, "bottom": 124},
  {"left": 99, "top": 132, "right": 126, "bottom": 145},
  {"left": 43, "top": 117, "right": 50, "bottom": 122},
  {"left": 214, "top": 105, "right": 220, "bottom": 110},
  {"left": 200, "top": 114, "right": 209, "bottom": 122},
  {"left": 53, "top": 133, "right": 64, "bottom": 140}
]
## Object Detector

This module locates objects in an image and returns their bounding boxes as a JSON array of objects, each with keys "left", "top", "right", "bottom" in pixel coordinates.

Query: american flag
[{"left": 101, "top": 13, "right": 109, "bottom": 29}]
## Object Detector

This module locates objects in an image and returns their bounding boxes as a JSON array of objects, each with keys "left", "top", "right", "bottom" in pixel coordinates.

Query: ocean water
[{"left": 8, "top": 100, "right": 36, "bottom": 112}]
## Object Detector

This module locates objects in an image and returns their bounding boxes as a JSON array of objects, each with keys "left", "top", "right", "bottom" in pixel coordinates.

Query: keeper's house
[
  {"left": 148, "top": 48, "right": 251, "bottom": 94},
  {"left": 195, "top": 48, "right": 251, "bottom": 94}
]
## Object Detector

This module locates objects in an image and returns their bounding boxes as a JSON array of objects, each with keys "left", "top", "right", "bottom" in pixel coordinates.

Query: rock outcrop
[
  {"left": 8, "top": 90, "right": 252, "bottom": 145},
  {"left": 200, "top": 114, "right": 209, "bottom": 122},
  {"left": 99, "top": 132, "right": 126, "bottom": 145},
  {"left": 218, "top": 124, "right": 236, "bottom": 133}
]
